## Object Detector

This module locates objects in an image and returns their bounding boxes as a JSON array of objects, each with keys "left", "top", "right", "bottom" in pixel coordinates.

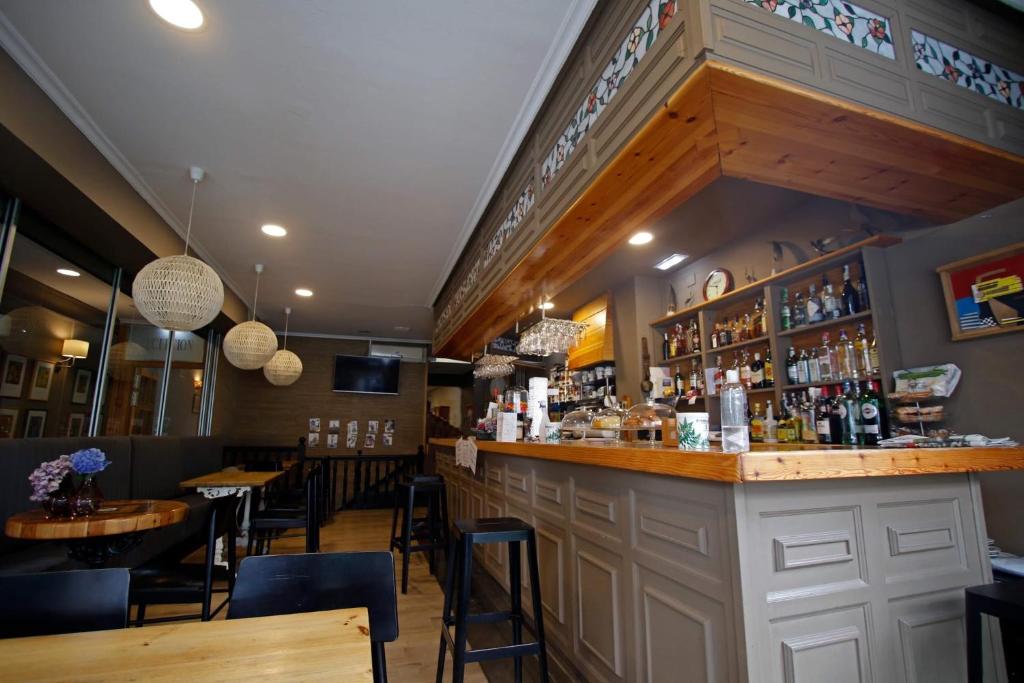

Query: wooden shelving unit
[{"left": 650, "top": 235, "right": 902, "bottom": 428}]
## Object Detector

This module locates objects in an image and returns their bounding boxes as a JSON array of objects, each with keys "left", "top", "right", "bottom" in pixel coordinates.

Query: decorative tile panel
[
  {"left": 540, "top": 0, "right": 678, "bottom": 189},
  {"left": 912, "top": 30, "right": 1023, "bottom": 110},
  {"left": 743, "top": 0, "right": 895, "bottom": 60}
]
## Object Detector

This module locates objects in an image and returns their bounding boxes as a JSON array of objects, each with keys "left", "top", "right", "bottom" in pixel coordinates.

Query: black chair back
[
  {"left": 0, "top": 568, "right": 130, "bottom": 638},
  {"left": 227, "top": 552, "right": 397, "bottom": 682}
]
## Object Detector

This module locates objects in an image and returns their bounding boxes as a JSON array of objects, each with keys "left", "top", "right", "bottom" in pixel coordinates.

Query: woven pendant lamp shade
[
  {"left": 132, "top": 255, "right": 224, "bottom": 332},
  {"left": 223, "top": 320, "right": 277, "bottom": 370},
  {"left": 264, "top": 349, "right": 303, "bottom": 386}
]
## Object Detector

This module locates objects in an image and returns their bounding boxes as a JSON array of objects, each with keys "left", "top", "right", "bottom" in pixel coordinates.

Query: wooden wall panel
[{"left": 211, "top": 336, "right": 426, "bottom": 453}]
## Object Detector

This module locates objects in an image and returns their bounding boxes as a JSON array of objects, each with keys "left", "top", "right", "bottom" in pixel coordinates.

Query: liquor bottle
[
  {"left": 816, "top": 386, "right": 834, "bottom": 445},
  {"left": 675, "top": 390, "right": 710, "bottom": 451},
  {"left": 793, "top": 292, "right": 807, "bottom": 327},
  {"left": 742, "top": 313, "right": 753, "bottom": 342},
  {"left": 777, "top": 401, "right": 791, "bottom": 443},
  {"left": 788, "top": 398, "right": 803, "bottom": 443},
  {"left": 739, "top": 350, "right": 753, "bottom": 389},
  {"left": 763, "top": 400, "right": 778, "bottom": 443},
  {"left": 710, "top": 323, "right": 719, "bottom": 349},
  {"left": 829, "top": 385, "right": 846, "bottom": 445},
  {"left": 796, "top": 348, "right": 810, "bottom": 385},
  {"left": 749, "top": 402, "right": 765, "bottom": 442},
  {"left": 690, "top": 320, "right": 701, "bottom": 354},
  {"left": 838, "top": 381, "right": 860, "bottom": 445},
  {"left": 674, "top": 365, "right": 685, "bottom": 397},
  {"left": 855, "top": 323, "right": 872, "bottom": 376},
  {"left": 753, "top": 298, "right": 765, "bottom": 337},
  {"left": 856, "top": 263, "right": 870, "bottom": 311},
  {"left": 869, "top": 331, "right": 879, "bottom": 373},
  {"left": 822, "top": 272, "right": 839, "bottom": 320},
  {"left": 713, "top": 356, "right": 724, "bottom": 395},
  {"left": 668, "top": 329, "right": 678, "bottom": 359},
  {"left": 780, "top": 288, "right": 792, "bottom": 331},
  {"left": 786, "top": 346, "right": 799, "bottom": 385},
  {"left": 818, "top": 332, "right": 834, "bottom": 382},
  {"left": 841, "top": 264, "right": 858, "bottom": 316},
  {"left": 720, "top": 320, "right": 731, "bottom": 347},
  {"left": 763, "top": 347, "right": 774, "bottom": 387},
  {"left": 663, "top": 332, "right": 671, "bottom": 361},
  {"left": 808, "top": 346, "right": 822, "bottom": 383},
  {"left": 858, "top": 380, "right": 883, "bottom": 446},
  {"left": 690, "top": 360, "right": 701, "bottom": 395},
  {"left": 806, "top": 283, "right": 824, "bottom": 324},
  {"left": 835, "top": 328, "right": 858, "bottom": 380},
  {"left": 801, "top": 391, "right": 818, "bottom": 443},
  {"left": 750, "top": 352, "right": 765, "bottom": 389}
]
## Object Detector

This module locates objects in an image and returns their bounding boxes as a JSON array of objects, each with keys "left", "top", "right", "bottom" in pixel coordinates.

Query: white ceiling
[{"left": 0, "top": 0, "right": 592, "bottom": 340}]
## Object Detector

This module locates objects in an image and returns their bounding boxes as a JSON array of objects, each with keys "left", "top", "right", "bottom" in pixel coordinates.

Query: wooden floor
[{"left": 146, "top": 508, "right": 487, "bottom": 683}]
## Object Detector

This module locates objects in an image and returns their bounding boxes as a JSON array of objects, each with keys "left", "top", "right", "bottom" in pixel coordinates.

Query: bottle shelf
[
  {"left": 659, "top": 351, "right": 701, "bottom": 365},
  {"left": 782, "top": 373, "right": 881, "bottom": 391},
  {"left": 707, "top": 335, "right": 770, "bottom": 355},
  {"left": 776, "top": 310, "right": 872, "bottom": 338}
]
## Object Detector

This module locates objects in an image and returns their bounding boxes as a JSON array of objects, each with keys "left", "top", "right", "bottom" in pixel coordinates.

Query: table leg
[{"left": 197, "top": 486, "right": 249, "bottom": 568}]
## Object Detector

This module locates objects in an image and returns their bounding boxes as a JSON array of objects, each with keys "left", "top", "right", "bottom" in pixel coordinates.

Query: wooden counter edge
[{"left": 429, "top": 439, "right": 1024, "bottom": 483}]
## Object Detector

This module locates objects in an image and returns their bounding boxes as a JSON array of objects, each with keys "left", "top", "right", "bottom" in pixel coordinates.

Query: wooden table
[
  {"left": 4, "top": 499, "right": 188, "bottom": 566},
  {"left": 0, "top": 608, "right": 373, "bottom": 682}
]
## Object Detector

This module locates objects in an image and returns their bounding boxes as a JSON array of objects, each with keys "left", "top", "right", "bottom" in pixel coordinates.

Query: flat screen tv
[{"left": 333, "top": 354, "right": 400, "bottom": 395}]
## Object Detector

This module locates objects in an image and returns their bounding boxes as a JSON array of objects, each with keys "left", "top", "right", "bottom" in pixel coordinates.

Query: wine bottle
[
  {"left": 750, "top": 352, "right": 765, "bottom": 389},
  {"left": 806, "top": 284, "right": 824, "bottom": 323},
  {"left": 856, "top": 263, "right": 870, "bottom": 311},
  {"left": 796, "top": 349, "right": 810, "bottom": 384},
  {"left": 841, "top": 264, "right": 858, "bottom": 316},
  {"left": 858, "top": 380, "right": 882, "bottom": 446},
  {"left": 837, "top": 381, "right": 858, "bottom": 445},
  {"left": 739, "top": 350, "right": 752, "bottom": 390},
  {"left": 818, "top": 332, "right": 834, "bottom": 381},
  {"left": 822, "top": 272, "right": 839, "bottom": 319},
  {"left": 763, "top": 347, "right": 774, "bottom": 387},
  {"left": 674, "top": 365, "right": 685, "bottom": 397},
  {"left": 793, "top": 292, "right": 807, "bottom": 327},
  {"left": 816, "top": 386, "right": 834, "bottom": 444},
  {"left": 780, "top": 288, "right": 792, "bottom": 330},
  {"left": 786, "top": 346, "right": 799, "bottom": 385}
]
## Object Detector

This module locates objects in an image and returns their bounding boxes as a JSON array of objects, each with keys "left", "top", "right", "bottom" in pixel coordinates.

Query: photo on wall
[
  {"left": 71, "top": 369, "right": 92, "bottom": 404},
  {"left": 309, "top": 417, "right": 320, "bottom": 433},
  {"left": 384, "top": 419, "right": 395, "bottom": 434},
  {"left": 364, "top": 432, "right": 376, "bottom": 449},
  {"left": 328, "top": 419, "right": 340, "bottom": 435},
  {"left": 367, "top": 420, "right": 379, "bottom": 434},
  {"left": 307, "top": 432, "right": 320, "bottom": 448},
  {"left": 24, "top": 410, "right": 46, "bottom": 438},
  {"left": 29, "top": 362, "right": 55, "bottom": 402},
  {"left": 327, "top": 434, "right": 338, "bottom": 449},
  {"left": 346, "top": 432, "right": 358, "bottom": 449},
  {"left": 0, "top": 355, "right": 27, "bottom": 398},
  {"left": 67, "top": 413, "right": 85, "bottom": 437},
  {"left": 0, "top": 409, "right": 17, "bottom": 438},
  {"left": 383, "top": 432, "right": 393, "bottom": 447}
]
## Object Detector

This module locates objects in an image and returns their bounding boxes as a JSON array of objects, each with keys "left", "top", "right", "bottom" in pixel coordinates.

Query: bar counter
[{"left": 430, "top": 437, "right": 1021, "bottom": 682}]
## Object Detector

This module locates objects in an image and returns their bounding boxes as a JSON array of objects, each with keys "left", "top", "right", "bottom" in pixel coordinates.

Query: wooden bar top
[
  {"left": 429, "top": 438, "right": 1024, "bottom": 483},
  {"left": 0, "top": 608, "right": 372, "bottom": 682}
]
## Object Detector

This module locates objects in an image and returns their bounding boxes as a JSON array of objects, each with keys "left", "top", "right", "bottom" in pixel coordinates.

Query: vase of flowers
[
  {"left": 29, "top": 455, "right": 74, "bottom": 519},
  {"left": 69, "top": 449, "right": 111, "bottom": 517}
]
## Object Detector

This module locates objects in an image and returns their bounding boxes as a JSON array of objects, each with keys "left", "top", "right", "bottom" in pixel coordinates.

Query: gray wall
[{"left": 880, "top": 198, "right": 1024, "bottom": 553}]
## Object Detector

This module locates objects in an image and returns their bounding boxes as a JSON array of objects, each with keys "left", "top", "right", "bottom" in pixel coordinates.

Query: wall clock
[{"left": 703, "top": 268, "right": 734, "bottom": 301}]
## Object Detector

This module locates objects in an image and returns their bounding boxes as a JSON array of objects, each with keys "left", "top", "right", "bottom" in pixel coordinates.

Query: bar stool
[
  {"left": 389, "top": 475, "right": 450, "bottom": 594},
  {"left": 966, "top": 581, "right": 1024, "bottom": 682},
  {"left": 436, "top": 517, "right": 548, "bottom": 683}
]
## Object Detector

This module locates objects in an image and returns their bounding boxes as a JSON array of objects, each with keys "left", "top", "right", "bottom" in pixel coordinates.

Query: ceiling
[{"left": 0, "top": 0, "right": 590, "bottom": 340}]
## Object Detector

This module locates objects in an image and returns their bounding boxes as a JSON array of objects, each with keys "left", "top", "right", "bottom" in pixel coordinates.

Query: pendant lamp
[
  {"left": 264, "top": 307, "right": 303, "bottom": 386},
  {"left": 132, "top": 166, "right": 224, "bottom": 331},
  {"left": 223, "top": 264, "right": 278, "bottom": 370}
]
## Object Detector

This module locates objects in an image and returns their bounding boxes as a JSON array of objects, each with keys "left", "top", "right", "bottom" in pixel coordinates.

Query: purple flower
[
  {"left": 28, "top": 455, "right": 72, "bottom": 502},
  {"left": 70, "top": 448, "right": 110, "bottom": 476}
]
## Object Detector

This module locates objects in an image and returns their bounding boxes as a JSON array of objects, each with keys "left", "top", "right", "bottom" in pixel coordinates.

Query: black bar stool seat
[
  {"left": 436, "top": 517, "right": 548, "bottom": 683},
  {"left": 389, "top": 476, "right": 449, "bottom": 594},
  {"left": 966, "top": 581, "right": 1024, "bottom": 682}
]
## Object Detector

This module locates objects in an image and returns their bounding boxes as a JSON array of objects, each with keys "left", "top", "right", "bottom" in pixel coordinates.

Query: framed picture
[
  {"left": 367, "top": 420, "right": 379, "bottom": 434},
  {"left": 938, "top": 242, "right": 1024, "bottom": 341},
  {"left": 346, "top": 433, "right": 358, "bottom": 449},
  {"left": 383, "top": 432, "right": 393, "bottom": 447},
  {"left": 327, "top": 434, "right": 338, "bottom": 449},
  {"left": 0, "top": 354, "right": 27, "bottom": 398},
  {"left": 307, "top": 432, "right": 320, "bottom": 448},
  {"left": 384, "top": 419, "right": 396, "bottom": 434},
  {"left": 346, "top": 420, "right": 358, "bottom": 436},
  {"left": 71, "top": 369, "right": 92, "bottom": 404},
  {"left": 309, "top": 417, "right": 321, "bottom": 433},
  {"left": 24, "top": 410, "right": 46, "bottom": 439},
  {"left": 364, "top": 432, "right": 376, "bottom": 449},
  {"left": 328, "top": 419, "right": 340, "bottom": 435},
  {"left": 29, "top": 361, "right": 55, "bottom": 402},
  {"left": 67, "top": 412, "right": 85, "bottom": 437},
  {"left": 0, "top": 409, "right": 17, "bottom": 438}
]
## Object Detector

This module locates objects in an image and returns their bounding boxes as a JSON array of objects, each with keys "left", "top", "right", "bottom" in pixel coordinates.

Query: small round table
[{"left": 4, "top": 499, "right": 189, "bottom": 567}]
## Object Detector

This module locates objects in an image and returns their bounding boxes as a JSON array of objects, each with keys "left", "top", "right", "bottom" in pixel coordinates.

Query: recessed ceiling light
[
  {"left": 261, "top": 224, "right": 287, "bottom": 237},
  {"left": 56, "top": 268, "right": 80, "bottom": 277},
  {"left": 628, "top": 231, "right": 653, "bottom": 246},
  {"left": 295, "top": 288, "right": 313, "bottom": 297},
  {"left": 149, "top": 0, "right": 204, "bottom": 30},
  {"left": 654, "top": 253, "right": 688, "bottom": 271},
  {"left": 393, "top": 325, "right": 410, "bottom": 332},
  {"left": 539, "top": 302, "right": 555, "bottom": 310}
]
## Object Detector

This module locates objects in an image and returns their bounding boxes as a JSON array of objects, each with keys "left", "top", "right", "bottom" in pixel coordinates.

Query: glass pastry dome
[
  {"left": 621, "top": 399, "right": 675, "bottom": 445},
  {"left": 560, "top": 408, "right": 594, "bottom": 440},
  {"left": 590, "top": 406, "right": 625, "bottom": 442}
]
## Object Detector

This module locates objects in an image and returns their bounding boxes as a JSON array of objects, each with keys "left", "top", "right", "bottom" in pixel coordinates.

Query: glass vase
[
  {"left": 71, "top": 476, "right": 104, "bottom": 517},
  {"left": 43, "top": 475, "right": 75, "bottom": 519}
]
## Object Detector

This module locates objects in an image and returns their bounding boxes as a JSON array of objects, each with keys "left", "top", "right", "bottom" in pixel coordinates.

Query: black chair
[
  {"left": 248, "top": 463, "right": 322, "bottom": 556},
  {"left": 389, "top": 474, "right": 450, "bottom": 594},
  {"left": 0, "top": 568, "right": 130, "bottom": 638},
  {"left": 130, "top": 497, "right": 237, "bottom": 624},
  {"left": 437, "top": 517, "right": 548, "bottom": 683},
  {"left": 966, "top": 581, "right": 1024, "bottom": 682},
  {"left": 227, "top": 551, "right": 398, "bottom": 683}
]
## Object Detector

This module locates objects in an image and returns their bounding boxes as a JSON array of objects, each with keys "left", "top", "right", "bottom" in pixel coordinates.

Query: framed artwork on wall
[
  {"left": 0, "top": 354, "right": 27, "bottom": 398},
  {"left": 67, "top": 413, "right": 85, "bottom": 437},
  {"left": 25, "top": 410, "right": 46, "bottom": 438},
  {"left": 0, "top": 409, "right": 17, "bottom": 438},
  {"left": 937, "top": 242, "right": 1024, "bottom": 341},
  {"left": 72, "top": 369, "right": 92, "bottom": 404},
  {"left": 29, "top": 361, "right": 55, "bottom": 401}
]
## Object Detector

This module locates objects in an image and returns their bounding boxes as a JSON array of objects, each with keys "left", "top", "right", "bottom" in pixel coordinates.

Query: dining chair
[
  {"left": 247, "top": 463, "right": 322, "bottom": 555},
  {"left": 129, "top": 496, "right": 237, "bottom": 624},
  {"left": 0, "top": 568, "right": 130, "bottom": 638},
  {"left": 227, "top": 551, "right": 397, "bottom": 683}
]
